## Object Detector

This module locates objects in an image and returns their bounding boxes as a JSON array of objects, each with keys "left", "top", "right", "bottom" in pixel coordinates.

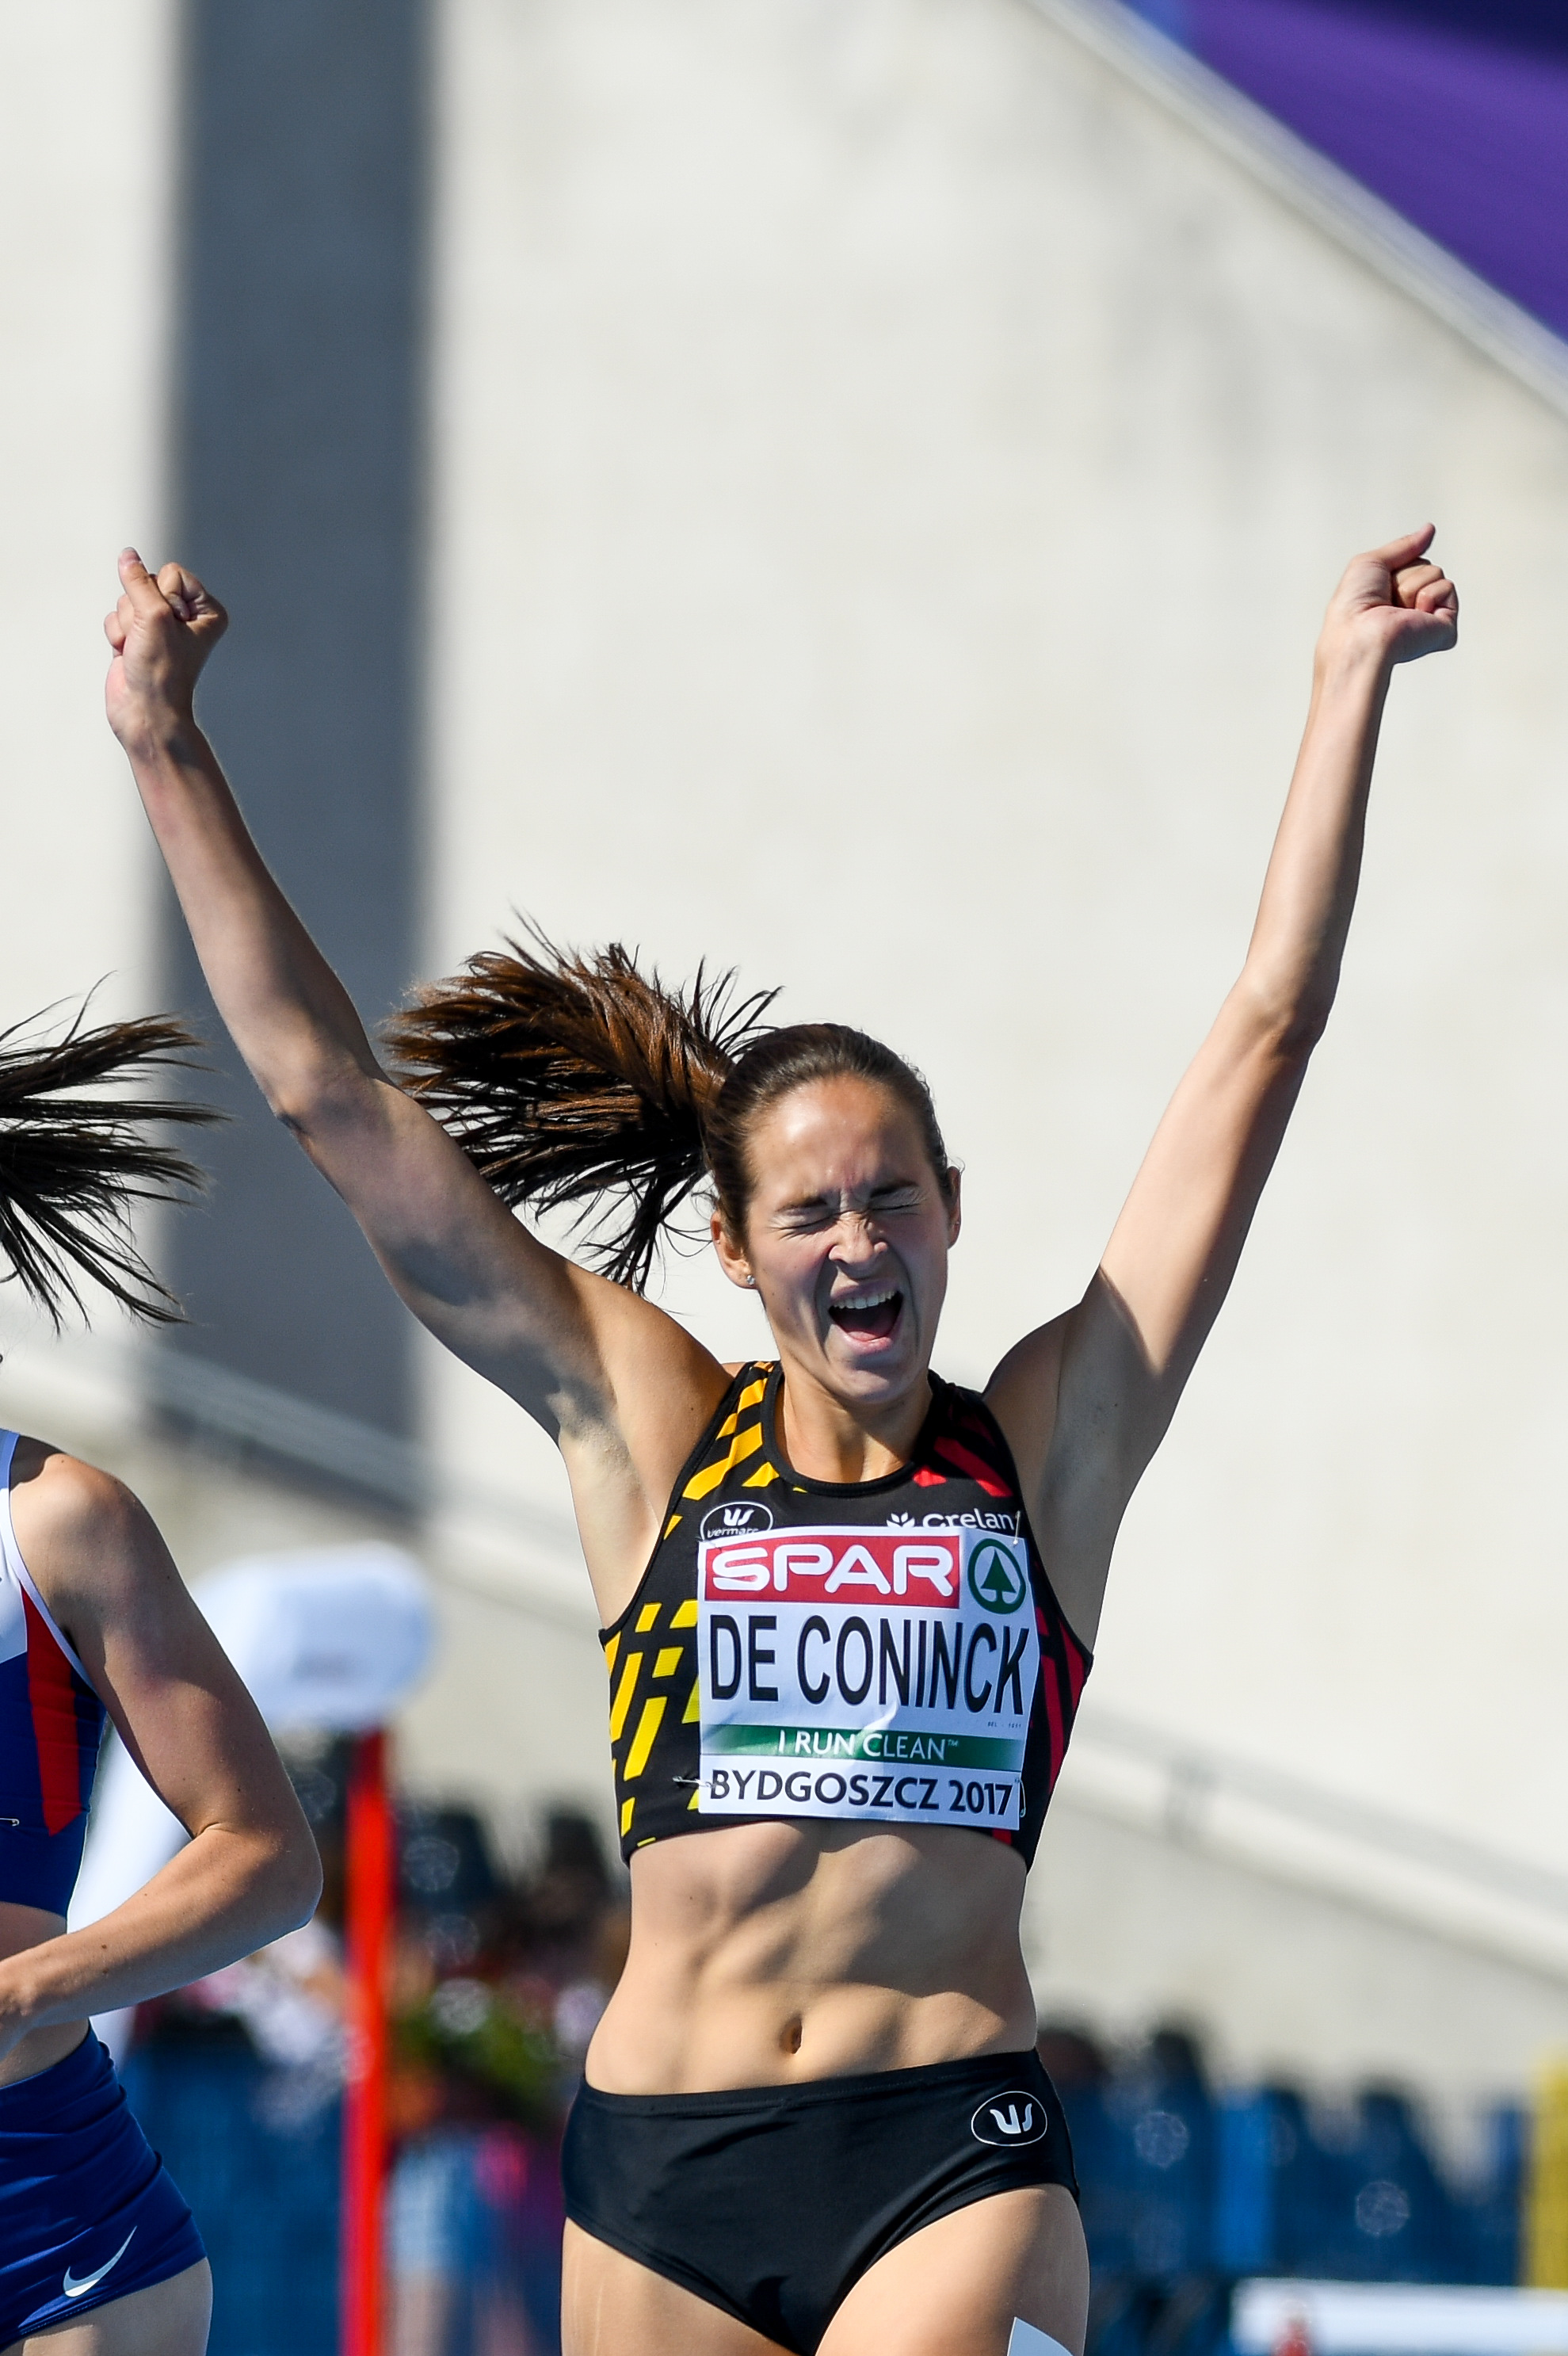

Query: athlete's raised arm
[
  {"left": 989, "top": 528, "right": 1459, "bottom": 1644},
  {"left": 105, "top": 554, "right": 727, "bottom": 1582}
]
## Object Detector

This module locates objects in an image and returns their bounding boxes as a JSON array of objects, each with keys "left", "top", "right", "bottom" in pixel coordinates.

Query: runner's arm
[
  {"left": 988, "top": 529, "right": 1459, "bottom": 1644},
  {"left": 103, "top": 551, "right": 723, "bottom": 1458},
  {"left": 0, "top": 1449, "right": 320, "bottom": 2060}
]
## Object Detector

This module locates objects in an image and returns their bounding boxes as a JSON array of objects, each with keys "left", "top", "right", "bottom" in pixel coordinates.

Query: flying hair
[
  {"left": 386, "top": 929, "right": 780, "bottom": 1291},
  {"left": 0, "top": 1002, "right": 217, "bottom": 1328},
  {"left": 387, "top": 926, "right": 954, "bottom": 1295}
]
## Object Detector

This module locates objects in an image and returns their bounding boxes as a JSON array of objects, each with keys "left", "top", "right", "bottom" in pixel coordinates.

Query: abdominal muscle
[
  {"left": 0, "top": 1901, "right": 86, "bottom": 2087},
  {"left": 586, "top": 1819, "right": 1037, "bottom": 2094}
]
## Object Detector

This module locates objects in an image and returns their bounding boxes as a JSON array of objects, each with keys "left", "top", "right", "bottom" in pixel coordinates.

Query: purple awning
[{"left": 1129, "top": 0, "right": 1568, "bottom": 343}]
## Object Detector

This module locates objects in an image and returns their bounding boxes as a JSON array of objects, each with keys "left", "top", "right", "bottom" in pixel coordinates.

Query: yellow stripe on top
[
  {"left": 624, "top": 1696, "right": 666, "bottom": 1780},
  {"left": 609, "top": 1367, "right": 776, "bottom": 1854},
  {"left": 609, "top": 1653, "right": 642, "bottom": 1740},
  {"left": 683, "top": 1420, "right": 765, "bottom": 1499},
  {"left": 681, "top": 1377, "right": 769, "bottom": 1499}
]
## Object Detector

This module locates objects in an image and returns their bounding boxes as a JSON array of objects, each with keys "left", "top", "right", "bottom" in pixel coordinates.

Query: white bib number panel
[{"left": 696, "top": 1522, "right": 1038, "bottom": 1831}]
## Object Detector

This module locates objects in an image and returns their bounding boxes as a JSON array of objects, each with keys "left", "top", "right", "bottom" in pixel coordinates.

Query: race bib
[{"left": 696, "top": 1519, "right": 1038, "bottom": 1831}]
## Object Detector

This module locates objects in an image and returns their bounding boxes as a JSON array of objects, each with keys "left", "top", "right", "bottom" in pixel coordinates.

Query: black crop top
[{"left": 601, "top": 1361, "right": 1091, "bottom": 1866}]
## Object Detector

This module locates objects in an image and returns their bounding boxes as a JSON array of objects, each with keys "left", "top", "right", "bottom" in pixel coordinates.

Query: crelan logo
[{"left": 971, "top": 2091, "right": 1048, "bottom": 2147}]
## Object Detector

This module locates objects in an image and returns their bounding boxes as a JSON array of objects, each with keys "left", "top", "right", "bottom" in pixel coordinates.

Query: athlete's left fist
[
  {"left": 1318, "top": 525, "right": 1459, "bottom": 674},
  {"left": 104, "top": 550, "right": 228, "bottom": 756}
]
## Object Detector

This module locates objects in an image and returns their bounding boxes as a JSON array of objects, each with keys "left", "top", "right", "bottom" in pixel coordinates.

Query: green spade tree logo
[{"left": 967, "top": 1541, "right": 1027, "bottom": 1614}]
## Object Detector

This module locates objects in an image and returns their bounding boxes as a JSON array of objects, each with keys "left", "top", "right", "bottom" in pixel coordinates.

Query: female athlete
[
  {"left": 105, "top": 529, "right": 1456, "bottom": 2356},
  {"left": 0, "top": 1006, "right": 322, "bottom": 2354}
]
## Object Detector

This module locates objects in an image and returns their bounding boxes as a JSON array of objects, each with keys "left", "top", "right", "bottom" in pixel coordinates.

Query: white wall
[
  {"left": 1029, "top": 1795, "right": 1568, "bottom": 2101},
  {"left": 0, "top": 5, "right": 177, "bottom": 1030}
]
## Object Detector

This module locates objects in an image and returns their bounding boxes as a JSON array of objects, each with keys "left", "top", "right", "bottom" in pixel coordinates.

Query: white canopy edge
[{"left": 1021, "top": 0, "right": 1568, "bottom": 424}]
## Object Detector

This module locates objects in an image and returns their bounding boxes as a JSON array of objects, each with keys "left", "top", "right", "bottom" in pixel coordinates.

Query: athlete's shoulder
[
  {"left": 9, "top": 1438, "right": 139, "bottom": 1532},
  {"left": 979, "top": 1312, "right": 1073, "bottom": 1503},
  {"left": 7, "top": 1440, "right": 158, "bottom": 1609}
]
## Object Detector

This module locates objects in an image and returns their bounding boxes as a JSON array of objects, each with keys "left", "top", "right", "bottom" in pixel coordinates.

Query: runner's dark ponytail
[
  {"left": 388, "top": 927, "right": 954, "bottom": 1294},
  {"left": 0, "top": 1003, "right": 216, "bottom": 1327}
]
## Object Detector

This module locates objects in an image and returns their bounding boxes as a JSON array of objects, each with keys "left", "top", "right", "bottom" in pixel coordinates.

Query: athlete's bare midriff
[
  {"left": 586, "top": 1817, "right": 1036, "bottom": 2095},
  {"left": 0, "top": 1904, "right": 87, "bottom": 2086}
]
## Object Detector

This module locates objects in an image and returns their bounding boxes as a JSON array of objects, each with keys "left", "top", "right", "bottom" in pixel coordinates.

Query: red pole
[{"left": 342, "top": 1728, "right": 394, "bottom": 2356}]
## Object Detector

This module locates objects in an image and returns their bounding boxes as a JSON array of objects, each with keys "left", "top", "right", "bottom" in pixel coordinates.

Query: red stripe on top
[
  {"left": 931, "top": 1438, "right": 1011, "bottom": 1498},
  {"left": 23, "top": 1590, "right": 86, "bottom": 1835},
  {"left": 911, "top": 1466, "right": 947, "bottom": 1487},
  {"left": 1040, "top": 1651, "right": 1066, "bottom": 1791}
]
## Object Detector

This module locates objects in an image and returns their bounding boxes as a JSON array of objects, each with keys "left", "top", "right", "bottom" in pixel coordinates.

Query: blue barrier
[
  {"left": 122, "top": 2040, "right": 341, "bottom": 2356},
  {"left": 122, "top": 2040, "right": 565, "bottom": 2356},
  {"left": 1059, "top": 2060, "right": 1526, "bottom": 2335}
]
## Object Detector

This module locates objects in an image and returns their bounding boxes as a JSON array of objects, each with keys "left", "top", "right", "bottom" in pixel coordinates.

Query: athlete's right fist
[{"left": 104, "top": 551, "right": 227, "bottom": 755}]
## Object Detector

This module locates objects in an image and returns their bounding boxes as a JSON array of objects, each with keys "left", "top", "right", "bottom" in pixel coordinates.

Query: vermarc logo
[
  {"left": 700, "top": 1502, "right": 774, "bottom": 1541},
  {"left": 971, "top": 2092, "right": 1047, "bottom": 2147}
]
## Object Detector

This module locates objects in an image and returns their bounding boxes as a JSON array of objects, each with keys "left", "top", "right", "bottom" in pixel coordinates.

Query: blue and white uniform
[{"left": 0, "top": 1430, "right": 205, "bottom": 2342}]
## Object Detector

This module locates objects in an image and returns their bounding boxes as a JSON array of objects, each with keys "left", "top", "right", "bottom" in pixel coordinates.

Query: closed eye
[
  {"left": 869, "top": 1186, "right": 922, "bottom": 1212},
  {"left": 775, "top": 1203, "right": 837, "bottom": 1232},
  {"left": 774, "top": 1183, "right": 925, "bottom": 1231}
]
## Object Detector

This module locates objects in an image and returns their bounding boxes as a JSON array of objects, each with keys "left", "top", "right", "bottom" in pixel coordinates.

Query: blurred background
[{"left": 2, "top": 0, "right": 1567, "bottom": 2350}]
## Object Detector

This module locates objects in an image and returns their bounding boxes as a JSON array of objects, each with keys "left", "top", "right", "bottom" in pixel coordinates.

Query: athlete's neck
[{"left": 772, "top": 1364, "right": 933, "bottom": 1484}]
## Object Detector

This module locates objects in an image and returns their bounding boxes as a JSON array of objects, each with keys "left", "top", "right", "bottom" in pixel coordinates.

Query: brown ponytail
[
  {"left": 385, "top": 930, "right": 777, "bottom": 1290},
  {"left": 0, "top": 1002, "right": 217, "bottom": 1327},
  {"left": 389, "top": 928, "right": 955, "bottom": 1293}
]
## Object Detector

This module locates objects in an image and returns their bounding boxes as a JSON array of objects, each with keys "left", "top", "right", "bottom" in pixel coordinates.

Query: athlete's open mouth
[{"left": 828, "top": 1286, "right": 903, "bottom": 1342}]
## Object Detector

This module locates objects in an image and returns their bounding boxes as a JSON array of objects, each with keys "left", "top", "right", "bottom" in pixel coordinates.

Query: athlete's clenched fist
[{"left": 104, "top": 550, "right": 227, "bottom": 757}]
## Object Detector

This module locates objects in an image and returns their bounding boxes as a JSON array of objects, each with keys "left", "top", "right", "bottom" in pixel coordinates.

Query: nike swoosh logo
[{"left": 63, "top": 2228, "right": 136, "bottom": 2298}]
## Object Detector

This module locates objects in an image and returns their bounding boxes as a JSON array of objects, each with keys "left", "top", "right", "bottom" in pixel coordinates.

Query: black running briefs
[{"left": 562, "top": 2048, "right": 1077, "bottom": 2354}]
